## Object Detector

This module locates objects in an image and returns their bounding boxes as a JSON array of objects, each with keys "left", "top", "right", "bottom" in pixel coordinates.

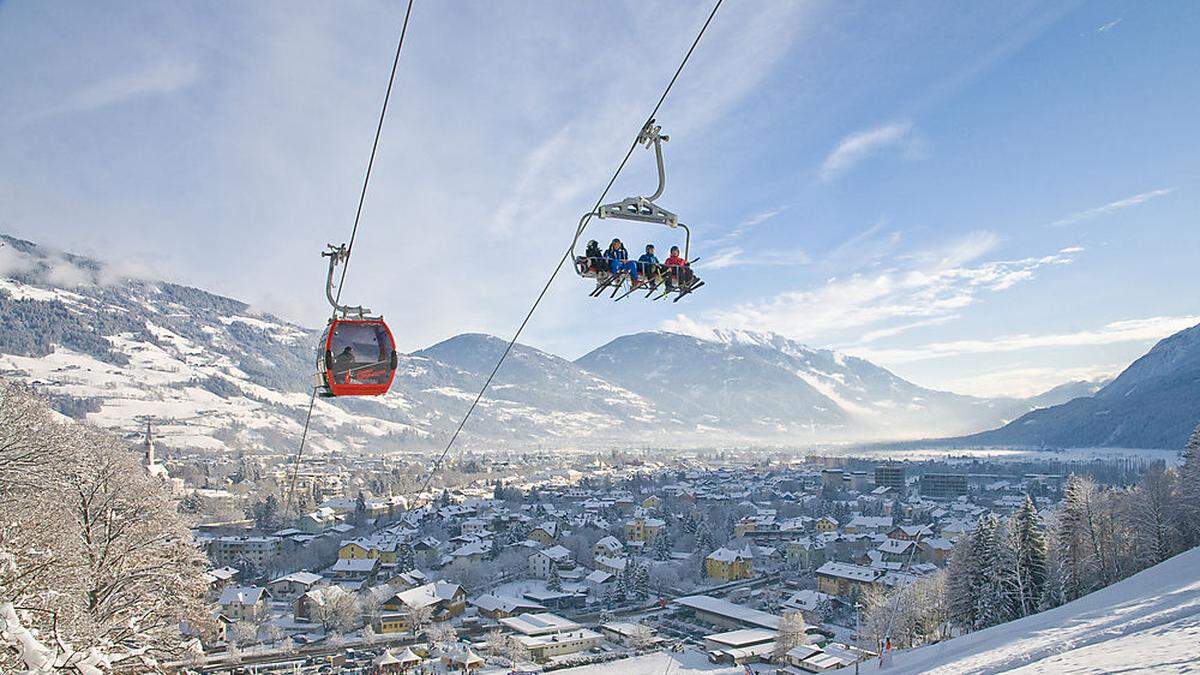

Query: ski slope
[{"left": 847, "top": 545, "right": 1200, "bottom": 673}]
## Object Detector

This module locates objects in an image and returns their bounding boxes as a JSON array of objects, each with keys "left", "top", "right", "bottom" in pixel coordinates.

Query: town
[{"left": 150, "top": 425, "right": 1139, "bottom": 674}]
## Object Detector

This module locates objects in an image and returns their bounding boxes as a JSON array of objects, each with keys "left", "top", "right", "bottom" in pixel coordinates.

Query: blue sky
[{"left": 1, "top": 0, "right": 1197, "bottom": 397}]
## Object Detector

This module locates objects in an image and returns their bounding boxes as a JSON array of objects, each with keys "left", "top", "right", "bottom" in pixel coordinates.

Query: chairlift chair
[{"left": 573, "top": 120, "right": 704, "bottom": 302}]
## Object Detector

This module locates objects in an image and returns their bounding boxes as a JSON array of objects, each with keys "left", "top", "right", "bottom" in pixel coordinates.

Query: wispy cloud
[
  {"left": 852, "top": 315, "right": 1200, "bottom": 364},
  {"left": 701, "top": 246, "right": 810, "bottom": 270},
  {"left": 708, "top": 206, "right": 788, "bottom": 245},
  {"left": 819, "top": 121, "right": 919, "bottom": 182},
  {"left": 939, "top": 363, "right": 1121, "bottom": 398},
  {"left": 21, "top": 61, "right": 199, "bottom": 124},
  {"left": 1048, "top": 188, "right": 1174, "bottom": 227},
  {"left": 665, "top": 233, "right": 1079, "bottom": 342},
  {"left": 1097, "top": 18, "right": 1123, "bottom": 33}
]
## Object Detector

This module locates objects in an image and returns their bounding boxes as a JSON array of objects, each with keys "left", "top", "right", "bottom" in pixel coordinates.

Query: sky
[{"left": 1, "top": 0, "right": 1198, "bottom": 398}]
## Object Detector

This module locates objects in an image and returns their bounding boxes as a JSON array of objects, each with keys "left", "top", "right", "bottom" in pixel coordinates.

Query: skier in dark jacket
[{"left": 583, "top": 239, "right": 605, "bottom": 273}]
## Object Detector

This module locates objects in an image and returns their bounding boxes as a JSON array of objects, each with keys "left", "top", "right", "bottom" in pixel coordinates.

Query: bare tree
[
  {"left": 307, "top": 586, "right": 362, "bottom": 633},
  {"left": 772, "top": 611, "right": 810, "bottom": 659},
  {"left": 0, "top": 386, "right": 213, "bottom": 671}
]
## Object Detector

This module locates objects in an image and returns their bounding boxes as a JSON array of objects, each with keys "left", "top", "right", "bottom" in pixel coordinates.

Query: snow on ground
[
  {"left": 556, "top": 649, "right": 742, "bottom": 675},
  {"left": 843, "top": 545, "right": 1200, "bottom": 674}
]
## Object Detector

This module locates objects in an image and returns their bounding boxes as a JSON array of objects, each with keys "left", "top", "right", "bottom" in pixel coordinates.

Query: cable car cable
[
  {"left": 410, "top": 0, "right": 725, "bottom": 504},
  {"left": 284, "top": 0, "right": 416, "bottom": 516},
  {"left": 335, "top": 0, "right": 415, "bottom": 305}
]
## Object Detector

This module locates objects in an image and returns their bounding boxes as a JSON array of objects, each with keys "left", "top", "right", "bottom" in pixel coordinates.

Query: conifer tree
[
  {"left": 973, "top": 515, "right": 1016, "bottom": 630},
  {"left": 946, "top": 525, "right": 982, "bottom": 632},
  {"left": 547, "top": 564, "right": 563, "bottom": 592},
  {"left": 1009, "top": 496, "right": 1048, "bottom": 617}
]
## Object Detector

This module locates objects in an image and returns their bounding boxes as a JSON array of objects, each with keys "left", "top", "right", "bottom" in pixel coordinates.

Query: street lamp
[{"left": 854, "top": 602, "right": 863, "bottom": 675}]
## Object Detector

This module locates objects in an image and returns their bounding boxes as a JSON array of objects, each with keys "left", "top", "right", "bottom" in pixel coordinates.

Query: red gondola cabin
[{"left": 318, "top": 319, "right": 398, "bottom": 397}]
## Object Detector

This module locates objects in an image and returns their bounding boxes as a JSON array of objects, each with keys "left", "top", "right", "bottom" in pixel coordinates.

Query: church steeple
[{"left": 143, "top": 420, "right": 156, "bottom": 466}]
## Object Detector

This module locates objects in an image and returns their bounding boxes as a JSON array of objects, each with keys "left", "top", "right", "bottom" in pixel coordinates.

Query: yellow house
[
  {"left": 339, "top": 542, "right": 372, "bottom": 559},
  {"left": 641, "top": 495, "right": 662, "bottom": 510},
  {"left": 814, "top": 517, "right": 839, "bottom": 534},
  {"left": 375, "top": 612, "right": 411, "bottom": 634},
  {"left": 528, "top": 522, "right": 559, "bottom": 546},
  {"left": 338, "top": 540, "right": 400, "bottom": 565},
  {"left": 814, "top": 562, "right": 880, "bottom": 597},
  {"left": 704, "top": 546, "right": 754, "bottom": 581},
  {"left": 624, "top": 516, "right": 665, "bottom": 543}
]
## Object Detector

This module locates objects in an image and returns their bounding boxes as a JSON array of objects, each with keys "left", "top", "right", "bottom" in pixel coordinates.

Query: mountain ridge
[
  {"left": 946, "top": 323, "right": 1200, "bottom": 449},
  {"left": 0, "top": 234, "right": 1121, "bottom": 452}
]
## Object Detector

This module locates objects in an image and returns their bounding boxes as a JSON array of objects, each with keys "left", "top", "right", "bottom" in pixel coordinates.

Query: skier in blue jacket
[
  {"left": 604, "top": 238, "right": 639, "bottom": 283},
  {"left": 637, "top": 243, "right": 660, "bottom": 280}
]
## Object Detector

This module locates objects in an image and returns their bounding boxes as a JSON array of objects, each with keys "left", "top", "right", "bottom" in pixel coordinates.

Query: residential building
[
  {"left": 471, "top": 594, "right": 547, "bottom": 620},
  {"left": 529, "top": 545, "right": 574, "bottom": 579},
  {"left": 267, "top": 571, "right": 324, "bottom": 601},
  {"left": 705, "top": 546, "right": 755, "bottom": 581},
  {"left": 217, "top": 586, "right": 270, "bottom": 622},
  {"left": 815, "top": 562, "right": 881, "bottom": 597},
  {"left": 593, "top": 535, "right": 623, "bottom": 560},
  {"left": 205, "top": 536, "right": 282, "bottom": 569},
  {"left": 921, "top": 473, "right": 969, "bottom": 499},
  {"left": 874, "top": 466, "right": 906, "bottom": 492},
  {"left": 528, "top": 522, "right": 559, "bottom": 546},
  {"left": 624, "top": 516, "right": 666, "bottom": 542}
]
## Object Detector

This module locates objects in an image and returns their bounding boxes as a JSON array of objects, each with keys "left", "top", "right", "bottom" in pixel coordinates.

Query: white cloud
[
  {"left": 1097, "top": 18, "right": 1123, "bottom": 33},
  {"left": 73, "top": 61, "right": 198, "bottom": 111},
  {"left": 21, "top": 61, "right": 199, "bottom": 124},
  {"left": 663, "top": 233, "right": 1078, "bottom": 342},
  {"left": 708, "top": 207, "right": 788, "bottom": 245},
  {"left": 939, "top": 363, "right": 1121, "bottom": 398},
  {"left": 819, "top": 121, "right": 918, "bottom": 182},
  {"left": 44, "top": 256, "right": 92, "bottom": 288},
  {"left": 701, "top": 246, "right": 810, "bottom": 270},
  {"left": 852, "top": 315, "right": 1200, "bottom": 364},
  {"left": 1048, "top": 188, "right": 1174, "bottom": 227},
  {"left": 0, "top": 243, "right": 37, "bottom": 278}
]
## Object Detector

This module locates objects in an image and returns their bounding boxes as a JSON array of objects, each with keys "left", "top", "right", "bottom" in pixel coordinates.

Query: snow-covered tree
[
  {"left": 633, "top": 562, "right": 650, "bottom": 599},
  {"left": 1131, "top": 465, "right": 1179, "bottom": 566},
  {"left": 1009, "top": 496, "right": 1048, "bottom": 617},
  {"left": 652, "top": 531, "right": 673, "bottom": 561},
  {"left": 973, "top": 515, "right": 1016, "bottom": 630},
  {"left": 1057, "top": 475, "right": 1105, "bottom": 600},
  {"left": 1175, "top": 424, "right": 1200, "bottom": 547},
  {"left": 695, "top": 521, "right": 714, "bottom": 554},
  {"left": 0, "top": 383, "right": 213, "bottom": 671},
  {"left": 772, "top": 611, "right": 810, "bottom": 659},
  {"left": 408, "top": 604, "right": 434, "bottom": 634},
  {"left": 308, "top": 586, "right": 362, "bottom": 633},
  {"left": 945, "top": 526, "right": 982, "bottom": 632},
  {"left": 425, "top": 622, "right": 457, "bottom": 652},
  {"left": 546, "top": 564, "right": 563, "bottom": 592},
  {"left": 396, "top": 542, "right": 416, "bottom": 571}
]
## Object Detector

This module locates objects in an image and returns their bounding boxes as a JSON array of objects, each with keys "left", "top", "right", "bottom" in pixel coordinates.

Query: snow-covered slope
[{"left": 847, "top": 545, "right": 1200, "bottom": 674}]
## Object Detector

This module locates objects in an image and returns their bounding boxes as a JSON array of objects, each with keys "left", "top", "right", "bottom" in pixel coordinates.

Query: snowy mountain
[
  {"left": 846, "top": 544, "right": 1200, "bottom": 673},
  {"left": 0, "top": 235, "right": 1093, "bottom": 453},
  {"left": 956, "top": 322, "right": 1200, "bottom": 449},
  {"left": 577, "top": 331, "right": 1064, "bottom": 441}
]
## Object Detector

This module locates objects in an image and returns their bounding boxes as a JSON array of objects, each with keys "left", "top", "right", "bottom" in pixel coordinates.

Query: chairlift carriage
[
  {"left": 316, "top": 244, "right": 398, "bottom": 397},
  {"left": 573, "top": 120, "right": 705, "bottom": 302}
]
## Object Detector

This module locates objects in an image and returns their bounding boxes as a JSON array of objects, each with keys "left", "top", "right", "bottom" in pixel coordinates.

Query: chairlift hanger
[{"left": 573, "top": 120, "right": 705, "bottom": 302}]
